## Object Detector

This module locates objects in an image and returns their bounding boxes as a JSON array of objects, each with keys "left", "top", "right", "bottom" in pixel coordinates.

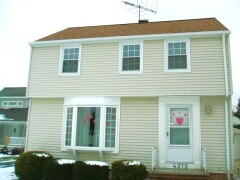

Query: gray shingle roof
[{"left": 0, "top": 87, "right": 27, "bottom": 97}]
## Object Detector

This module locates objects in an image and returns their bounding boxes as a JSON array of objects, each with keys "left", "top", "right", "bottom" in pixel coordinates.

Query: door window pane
[
  {"left": 169, "top": 107, "right": 190, "bottom": 146},
  {"left": 170, "top": 108, "right": 189, "bottom": 126},
  {"left": 75, "top": 107, "right": 100, "bottom": 147},
  {"left": 170, "top": 128, "right": 189, "bottom": 145}
]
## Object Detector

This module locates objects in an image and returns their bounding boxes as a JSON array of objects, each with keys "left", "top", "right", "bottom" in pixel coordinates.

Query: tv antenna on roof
[{"left": 122, "top": 0, "right": 157, "bottom": 22}]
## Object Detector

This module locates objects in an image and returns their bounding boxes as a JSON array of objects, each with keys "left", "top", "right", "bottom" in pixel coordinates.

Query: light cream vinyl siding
[
  {"left": 29, "top": 46, "right": 60, "bottom": 81},
  {"left": 120, "top": 97, "right": 158, "bottom": 166},
  {"left": 26, "top": 98, "right": 71, "bottom": 158},
  {"left": 200, "top": 96, "right": 232, "bottom": 172},
  {"left": 190, "top": 37, "right": 225, "bottom": 94},
  {"left": 28, "top": 37, "right": 227, "bottom": 97}
]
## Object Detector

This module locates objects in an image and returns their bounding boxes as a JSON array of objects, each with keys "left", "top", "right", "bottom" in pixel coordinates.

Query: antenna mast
[{"left": 122, "top": 0, "right": 157, "bottom": 22}]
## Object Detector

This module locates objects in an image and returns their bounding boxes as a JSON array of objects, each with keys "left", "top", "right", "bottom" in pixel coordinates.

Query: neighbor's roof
[
  {"left": 0, "top": 87, "right": 27, "bottom": 97},
  {"left": 37, "top": 18, "right": 228, "bottom": 42}
]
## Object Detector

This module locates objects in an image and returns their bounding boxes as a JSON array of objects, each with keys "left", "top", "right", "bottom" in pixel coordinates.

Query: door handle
[{"left": 166, "top": 132, "right": 169, "bottom": 137}]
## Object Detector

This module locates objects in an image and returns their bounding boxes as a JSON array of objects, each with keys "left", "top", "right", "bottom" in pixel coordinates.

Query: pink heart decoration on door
[{"left": 176, "top": 117, "right": 184, "bottom": 125}]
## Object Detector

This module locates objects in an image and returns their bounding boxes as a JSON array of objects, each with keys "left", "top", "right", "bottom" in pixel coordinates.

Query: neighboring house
[
  {"left": 0, "top": 87, "right": 28, "bottom": 149},
  {"left": 26, "top": 18, "right": 233, "bottom": 177}
]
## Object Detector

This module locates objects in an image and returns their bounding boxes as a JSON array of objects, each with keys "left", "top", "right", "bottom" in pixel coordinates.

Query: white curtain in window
[{"left": 76, "top": 107, "right": 100, "bottom": 147}]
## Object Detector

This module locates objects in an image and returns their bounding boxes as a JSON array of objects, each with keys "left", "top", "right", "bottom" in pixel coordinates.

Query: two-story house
[
  {"left": 0, "top": 87, "right": 28, "bottom": 149},
  {"left": 26, "top": 18, "right": 233, "bottom": 178}
]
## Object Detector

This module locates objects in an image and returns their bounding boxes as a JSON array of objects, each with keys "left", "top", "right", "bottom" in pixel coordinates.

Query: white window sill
[
  {"left": 61, "top": 147, "right": 119, "bottom": 154},
  {"left": 165, "top": 69, "right": 191, "bottom": 73},
  {"left": 119, "top": 70, "right": 143, "bottom": 75},
  {"left": 58, "top": 72, "right": 80, "bottom": 77}
]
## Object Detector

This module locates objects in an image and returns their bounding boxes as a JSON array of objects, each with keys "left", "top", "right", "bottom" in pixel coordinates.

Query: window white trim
[
  {"left": 62, "top": 96, "right": 120, "bottom": 153},
  {"left": 119, "top": 41, "right": 143, "bottom": 74},
  {"left": 59, "top": 44, "right": 82, "bottom": 76},
  {"left": 164, "top": 38, "right": 191, "bottom": 72}
]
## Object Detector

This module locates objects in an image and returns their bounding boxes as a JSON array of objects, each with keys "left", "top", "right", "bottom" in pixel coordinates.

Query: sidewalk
[{"left": 0, "top": 158, "right": 18, "bottom": 180}]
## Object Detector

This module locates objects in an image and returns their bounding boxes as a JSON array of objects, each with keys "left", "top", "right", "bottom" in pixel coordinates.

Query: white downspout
[
  {"left": 25, "top": 46, "right": 33, "bottom": 152},
  {"left": 222, "top": 33, "right": 230, "bottom": 179},
  {"left": 24, "top": 98, "right": 32, "bottom": 152}
]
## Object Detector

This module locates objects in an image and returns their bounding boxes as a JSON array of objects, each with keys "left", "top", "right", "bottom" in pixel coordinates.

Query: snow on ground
[
  {"left": 0, "top": 166, "right": 18, "bottom": 180},
  {"left": 0, "top": 153, "right": 18, "bottom": 180},
  {"left": 0, "top": 154, "right": 11, "bottom": 158},
  {"left": 0, "top": 154, "right": 19, "bottom": 158}
]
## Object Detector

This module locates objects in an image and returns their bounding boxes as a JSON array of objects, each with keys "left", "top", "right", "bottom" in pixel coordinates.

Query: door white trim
[
  {"left": 159, "top": 96, "right": 201, "bottom": 169},
  {"left": 167, "top": 105, "right": 193, "bottom": 163}
]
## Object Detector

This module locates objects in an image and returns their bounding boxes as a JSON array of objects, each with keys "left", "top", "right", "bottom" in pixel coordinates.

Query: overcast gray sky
[{"left": 0, "top": 0, "right": 239, "bottom": 106}]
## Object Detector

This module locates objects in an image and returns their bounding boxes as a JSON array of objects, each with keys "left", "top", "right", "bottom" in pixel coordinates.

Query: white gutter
[
  {"left": 29, "top": 30, "right": 231, "bottom": 47},
  {"left": 24, "top": 45, "right": 33, "bottom": 152},
  {"left": 222, "top": 33, "right": 230, "bottom": 179},
  {"left": 223, "top": 34, "right": 229, "bottom": 97}
]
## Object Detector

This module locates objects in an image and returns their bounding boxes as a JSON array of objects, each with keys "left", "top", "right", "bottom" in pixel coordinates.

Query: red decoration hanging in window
[{"left": 176, "top": 117, "right": 184, "bottom": 125}]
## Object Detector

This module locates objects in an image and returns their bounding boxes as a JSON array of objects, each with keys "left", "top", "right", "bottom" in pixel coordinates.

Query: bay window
[{"left": 63, "top": 97, "right": 119, "bottom": 151}]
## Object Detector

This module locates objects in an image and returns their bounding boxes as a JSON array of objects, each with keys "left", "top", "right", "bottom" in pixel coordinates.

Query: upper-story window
[
  {"left": 119, "top": 41, "right": 143, "bottom": 74},
  {"left": 165, "top": 39, "right": 190, "bottom": 72},
  {"left": 60, "top": 46, "right": 81, "bottom": 75}
]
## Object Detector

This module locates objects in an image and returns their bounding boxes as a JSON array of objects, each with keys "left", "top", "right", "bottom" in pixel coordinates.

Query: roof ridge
[{"left": 66, "top": 17, "right": 218, "bottom": 29}]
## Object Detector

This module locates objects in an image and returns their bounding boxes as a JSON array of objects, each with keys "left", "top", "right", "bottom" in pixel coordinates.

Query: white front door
[{"left": 166, "top": 106, "right": 193, "bottom": 163}]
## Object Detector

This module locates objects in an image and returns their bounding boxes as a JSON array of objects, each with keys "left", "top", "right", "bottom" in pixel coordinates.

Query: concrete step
[
  {"left": 148, "top": 174, "right": 209, "bottom": 180},
  {"left": 148, "top": 168, "right": 209, "bottom": 180}
]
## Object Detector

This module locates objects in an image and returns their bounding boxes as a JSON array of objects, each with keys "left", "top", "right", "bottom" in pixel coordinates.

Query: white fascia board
[{"left": 29, "top": 30, "right": 231, "bottom": 47}]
